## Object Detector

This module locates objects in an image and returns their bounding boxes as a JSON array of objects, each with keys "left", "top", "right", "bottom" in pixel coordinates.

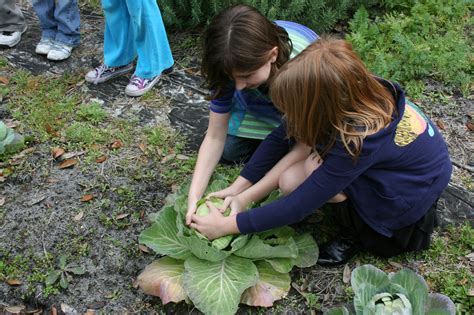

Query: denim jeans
[
  {"left": 31, "top": 0, "right": 81, "bottom": 46},
  {"left": 101, "top": 0, "right": 174, "bottom": 79},
  {"left": 0, "top": 0, "right": 27, "bottom": 32},
  {"left": 221, "top": 134, "right": 262, "bottom": 164}
]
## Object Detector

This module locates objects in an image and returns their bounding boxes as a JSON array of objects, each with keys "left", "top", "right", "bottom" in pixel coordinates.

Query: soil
[{"left": 0, "top": 5, "right": 472, "bottom": 315}]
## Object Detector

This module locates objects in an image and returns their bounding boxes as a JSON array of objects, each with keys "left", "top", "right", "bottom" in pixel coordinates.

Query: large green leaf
[
  {"left": 137, "top": 257, "right": 188, "bottom": 304},
  {"left": 264, "top": 258, "right": 293, "bottom": 273},
  {"left": 425, "top": 293, "right": 456, "bottom": 315},
  {"left": 183, "top": 235, "right": 231, "bottom": 262},
  {"left": 240, "top": 261, "right": 291, "bottom": 307},
  {"left": 183, "top": 256, "right": 258, "bottom": 315},
  {"left": 138, "top": 205, "right": 192, "bottom": 260},
  {"left": 234, "top": 234, "right": 298, "bottom": 260},
  {"left": 292, "top": 233, "right": 318, "bottom": 268},
  {"left": 264, "top": 233, "right": 318, "bottom": 273},
  {"left": 354, "top": 283, "right": 380, "bottom": 314},
  {"left": 389, "top": 269, "right": 428, "bottom": 314},
  {"left": 206, "top": 179, "right": 228, "bottom": 194},
  {"left": 351, "top": 265, "right": 390, "bottom": 294}
]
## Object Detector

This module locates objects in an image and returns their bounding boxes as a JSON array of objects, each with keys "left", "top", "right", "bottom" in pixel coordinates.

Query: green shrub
[
  {"left": 158, "top": 0, "right": 373, "bottom": 33},
  {"left": 348, "top": 0, "right": 473, "bottom": 97}
]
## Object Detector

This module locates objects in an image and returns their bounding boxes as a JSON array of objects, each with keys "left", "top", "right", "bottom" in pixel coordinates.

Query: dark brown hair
[
  {"left": 270, "top": 38, "right": 395, "bottom": 159},
  {"left": 201, "top": 4, "right": 292, "bottom": 100}
]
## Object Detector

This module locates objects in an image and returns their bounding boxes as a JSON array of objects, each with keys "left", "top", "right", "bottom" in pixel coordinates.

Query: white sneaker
[
  {"left": 85, "top": 63, "right": 134, "bottom": 84},
  {"left": 47, "top": 42, "right": 73, "bottom": 61},
  {"left": 0, "top": 30, "right": 22, "bottom": 48},
  {"left": 125, "top": 74, "right": 161, "bottom": 97},
  {"left": 35, "top": 38, "right": 54, "bottom": 55}
]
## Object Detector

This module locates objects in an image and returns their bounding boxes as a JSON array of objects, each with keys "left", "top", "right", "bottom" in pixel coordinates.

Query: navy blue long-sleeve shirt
[{"left": 237, "top": 82, "right": 452, "bottom": 237}]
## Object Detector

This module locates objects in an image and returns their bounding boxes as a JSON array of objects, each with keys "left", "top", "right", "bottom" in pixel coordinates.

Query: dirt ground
[{"left": 0, "top": 5, "right": 472, "bottom": 315}]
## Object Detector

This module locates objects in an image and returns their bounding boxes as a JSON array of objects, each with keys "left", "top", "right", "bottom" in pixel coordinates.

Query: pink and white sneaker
[{"left": 125, "top": 74, "right": 161, "bottom": 97}]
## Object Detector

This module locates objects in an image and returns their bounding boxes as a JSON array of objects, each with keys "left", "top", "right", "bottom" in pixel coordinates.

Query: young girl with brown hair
[
  {"left": 190, "top": 38, "right": 452, "bottom": 265},
  {"left": 185, "top": 4, "right": 319, "bottom": 224}
]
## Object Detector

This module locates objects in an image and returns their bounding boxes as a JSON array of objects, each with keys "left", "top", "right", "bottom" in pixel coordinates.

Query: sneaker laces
[
  {"left": 129, "top": 75, "right": 150, "bottom": 89},
  {"left": 93, "top": 64, "right": 110, "bottom": 84}
]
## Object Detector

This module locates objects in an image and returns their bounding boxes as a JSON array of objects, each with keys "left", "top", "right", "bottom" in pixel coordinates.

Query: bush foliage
[
  {"left": 348, "top": 0, "right": 473, "bottom": 97},
  {"left": 158, "top": 0, "right": 376, "bottom": 33}
]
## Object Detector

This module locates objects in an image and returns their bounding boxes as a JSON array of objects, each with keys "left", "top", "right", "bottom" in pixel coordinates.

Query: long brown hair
[
  {"left": 270, "top": 38, "right": 395, "bottom": 159},
  {"left": 201, "top": 4, "right": 292, "bottom": 100}
]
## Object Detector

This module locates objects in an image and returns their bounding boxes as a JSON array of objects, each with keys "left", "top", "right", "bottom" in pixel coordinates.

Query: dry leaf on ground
[
  {"left": 0, "top": 197, "right": 5, "bottom": 206},
  {"left": 138, "top": 244, "right": 150, "bottom": 253},
  {"left": 73, "top": 211, "right": 84, "bottom": 221},
  {"left": 51, "top": 147, "right": 65, "bottom": 159},
  {"left": 116, "top": 213, "right": 130, "bottom": 220},
  {"left": 95, "top": 155, "right": 107, "bottom": 163},
  {"left": 138, "top": 143, "right": 147, "bottom": 152},
  {"left": 59, "top": 159, "right": 77, "bottom": 169},
  {"left": 6, "top": 279, "right": 22, "bottom": 286},
  {"left": 0, "top": 76, "right": 9, "bottom": 85},
  {"left": 343, "top": 264, "right": 351, "bottom": 284},
  {"left": 80, "top": 194, "right": 94, "bottom": 202},
  {"left": 110, "top": 140, "right": 122, "bottom": 149}
]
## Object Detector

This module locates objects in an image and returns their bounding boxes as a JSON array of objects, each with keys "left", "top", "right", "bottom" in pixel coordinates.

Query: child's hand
[
  {"left": 186, "top": 195, "right": 200, "bottom": 225},
  {"left": 221, "top": 195, "right": 247, "bottom": 215},
  {"left": 207, "top": 185, "right": 239, "bottom": 199},
  {"left": 190, "top": 201, "right": 239, "bottom": 240}
]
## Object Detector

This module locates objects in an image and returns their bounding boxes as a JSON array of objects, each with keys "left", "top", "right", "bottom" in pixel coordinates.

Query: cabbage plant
[
  {"left": 324, "top": 265, "right": 456, "bottom": 315},
  {"left": 138, "top": 176, "right": 319, "bottom": 315},
  {"left": 0, "top": 121, "right": 24, "bottom": 155}
]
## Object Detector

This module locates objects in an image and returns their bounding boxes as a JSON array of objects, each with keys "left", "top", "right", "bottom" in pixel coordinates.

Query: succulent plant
[{"left": 0, "top": 121, "right": 24, "bottom": 155}]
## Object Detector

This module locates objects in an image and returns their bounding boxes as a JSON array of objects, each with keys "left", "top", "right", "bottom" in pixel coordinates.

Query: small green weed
[
  {"left": 65, "top": 122, "right": 106, "bottom": 145},
  {"left": 77, "top": 102, "right": 108, "bottom": 124},
  {"left": 45, "top": 255, "right": 86, "bottom": 289}
]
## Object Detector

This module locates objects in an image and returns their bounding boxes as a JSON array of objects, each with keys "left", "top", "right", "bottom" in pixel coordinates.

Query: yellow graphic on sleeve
[{"left": 395, "top": 102, "right": 428, "bottom": 147}]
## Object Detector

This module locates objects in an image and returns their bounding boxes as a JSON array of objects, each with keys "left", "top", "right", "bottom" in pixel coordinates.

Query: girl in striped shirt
[{"left": 186, "top": 4, "right": 318, "bottom": 224}]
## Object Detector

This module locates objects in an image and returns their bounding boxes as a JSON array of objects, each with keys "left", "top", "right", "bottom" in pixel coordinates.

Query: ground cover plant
[
  {"left": 137, "top": 177, "right": 319, "bottom": 314},
  {"left": 348, "top": 0, "right": 473, "bottom": 98}
]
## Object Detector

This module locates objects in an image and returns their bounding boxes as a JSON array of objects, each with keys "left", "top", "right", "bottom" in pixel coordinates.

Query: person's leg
[
  {"left": 0, "top": 0, "right": 27, "bottom": 47},
  {"left": 278, "top": 151, "right": 347, "bottom": 201},
  {"left": 125, "top": 0, "right": 174, "bottom": 79},
  {"left": 102, "top": 0, "right": 136, "bottom": 67},
  {"left": 221, "top": 135, "right": 262, "bottom": 164},
  {"left": 0, "top": 0, "right": 27, "bottom": 32},
  {"left": 52, "top": 0, "right": 80, "bottom": 47},
  {"left": 84, "top": 0, "right": 135, "bottom": 83},
  {"left": 31, "top": 0, "right": 57, "bottom": 40}
]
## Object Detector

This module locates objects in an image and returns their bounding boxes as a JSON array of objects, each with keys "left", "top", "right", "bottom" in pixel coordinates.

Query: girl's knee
[{"left": 279, "top": 162, "right": 306, "bottom": 195}]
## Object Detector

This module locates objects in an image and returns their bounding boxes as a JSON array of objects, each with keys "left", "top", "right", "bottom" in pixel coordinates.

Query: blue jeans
[
  {"left": 101, "top": 0, "right": 174, "bottom": 79},
  {"left": 221, "top": 135, "right": 262, "bottom": 164},
  {"left": 31, "top": 0, "right": 81, "bottom": 46}
]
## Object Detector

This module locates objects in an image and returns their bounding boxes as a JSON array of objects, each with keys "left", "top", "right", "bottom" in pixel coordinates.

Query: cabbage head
[
  {"left": 368, "top": 293, "right": 412, "bottom": 315},
  {"left": 195, "top": 197, "right": 233, "bottom": 250}
]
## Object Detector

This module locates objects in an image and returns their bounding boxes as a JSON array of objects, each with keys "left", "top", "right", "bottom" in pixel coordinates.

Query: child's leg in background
[
  {"left": 31, "top": 0, "right": 57, "bottom": 40},
  {"left": 0, "top": 0, "right": 27, "bottom": 33},
  {"left": 124, "top": 0, "right": 174, "bottom": 78},
  {"left": 52, "top": 0, "right": 80, "bottom": 46},
  {"left": 221, "top": 135, "right": 262, "bottom": 164},
  {"left": 101, "top": 0, "right": 135, "bottom": 67}
]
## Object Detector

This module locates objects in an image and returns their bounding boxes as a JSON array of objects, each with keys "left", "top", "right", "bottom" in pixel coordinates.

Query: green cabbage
[{"left": 195, "top": 197, "right": 233, "bottom": 250}]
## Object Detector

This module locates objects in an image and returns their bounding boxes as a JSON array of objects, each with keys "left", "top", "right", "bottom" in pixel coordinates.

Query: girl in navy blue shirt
[{"left": 190, "top": 38, "right": 452, "bottom": 265}]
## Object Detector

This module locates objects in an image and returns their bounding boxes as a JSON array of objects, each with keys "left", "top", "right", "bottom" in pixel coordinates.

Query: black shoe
[{"left": 317, "top": 237, "right": 362, "bottom": 266}]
